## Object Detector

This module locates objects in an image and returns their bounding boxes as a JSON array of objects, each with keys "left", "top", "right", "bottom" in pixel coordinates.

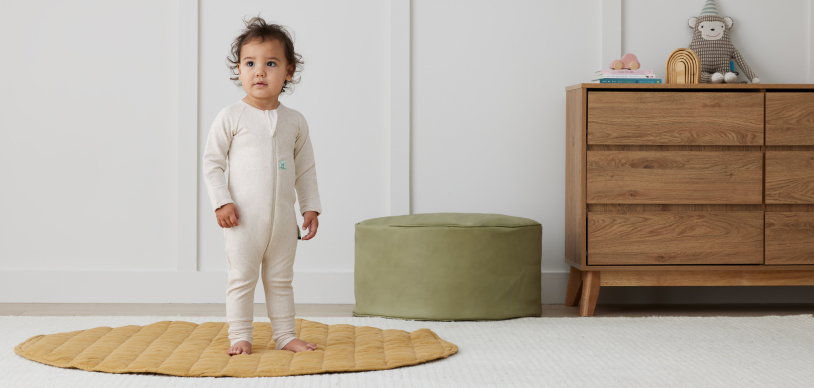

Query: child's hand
[
  {"left": 215, "top": 203, "right": 239, "bottom": 228},
  {"left": 302, "top": 211, "right": 319, "bottom": 240}
]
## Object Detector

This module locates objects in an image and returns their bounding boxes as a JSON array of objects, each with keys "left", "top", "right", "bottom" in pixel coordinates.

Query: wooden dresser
[{"left": 565, "top": 83, "right": 814, "bottom": 316}]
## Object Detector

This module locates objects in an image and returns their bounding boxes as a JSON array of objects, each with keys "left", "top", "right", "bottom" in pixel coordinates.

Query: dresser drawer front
[
  {"left": 766, "top": 152, "right": 814, "bottom": 204},
  {"left": 766, "top": 212, "right": 814, "bottom": 265},
  {"left": 588, "top": 212, "right": 764, "bottom": 265},
  {"left": 587, "top": 92, "right": 763, "bottom": 145},
  {"left": 587, "top": 151, "right": 763, "bottom": 204},
  {"left": 766, "top": 93, "right": 814, "bottom": 145}
]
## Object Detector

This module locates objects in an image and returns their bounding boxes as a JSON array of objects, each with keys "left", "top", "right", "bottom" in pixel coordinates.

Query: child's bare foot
[
  {"left": 282, "top": 338, "right": 318, "bottom": 352},
  {"left": 228, "top": 340, "right": 252, "bottom": 355}
]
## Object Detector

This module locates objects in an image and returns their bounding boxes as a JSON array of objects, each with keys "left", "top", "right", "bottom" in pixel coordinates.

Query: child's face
[{"left": 237, "top": 38, "right": 293, "bottom": 101}]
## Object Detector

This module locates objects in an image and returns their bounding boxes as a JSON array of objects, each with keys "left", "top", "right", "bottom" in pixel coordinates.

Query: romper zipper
[
  {"left": 267, "top": 109, "right": 300, "bottom": 241},
  {"left": 267, "top": 110, "right": 276, "bottom": 242}
]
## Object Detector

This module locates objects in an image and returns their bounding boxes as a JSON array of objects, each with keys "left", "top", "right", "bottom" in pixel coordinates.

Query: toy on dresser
[
  {"left": 610, "top": 53, "right": 641, "bottom": 70},
  {"left": 593, "top": 54, "right": 662, "bottom": 84},
  {"left": 687, "top": 0, "right": 760, "bottom": 84}
]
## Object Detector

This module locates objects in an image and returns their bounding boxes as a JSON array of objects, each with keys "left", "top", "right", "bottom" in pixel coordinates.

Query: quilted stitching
[{"left": 14, "top": 318, "right": 458, "bottom": 377}]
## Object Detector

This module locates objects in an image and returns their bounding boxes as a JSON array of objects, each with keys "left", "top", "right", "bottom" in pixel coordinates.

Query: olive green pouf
[{"left": 353, "top": 213, "right": 542, "bottom": 320}]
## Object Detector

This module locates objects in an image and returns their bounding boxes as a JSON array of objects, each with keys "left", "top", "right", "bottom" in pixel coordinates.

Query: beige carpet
[
  {"left": 14, "top": 318, "right": 457, "bottom": 377},
  {"left": 4, "top": 314, "right": 814, "bottom": 387}
]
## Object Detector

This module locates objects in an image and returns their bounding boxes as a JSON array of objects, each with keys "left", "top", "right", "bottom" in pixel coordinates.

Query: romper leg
[
  {"left": 579, "top": 271, "right": 601, "bottom": 317},
  {"left": 223, "top": 214, "right": 269, "bottom": 346},
  {"left": 564, "top": 267, "right": 583, "bottom": 306},
  {"left": 261, "top": 209, "right": 300, "bottom": 350}
]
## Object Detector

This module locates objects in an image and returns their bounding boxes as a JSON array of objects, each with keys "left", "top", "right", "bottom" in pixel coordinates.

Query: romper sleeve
[
  {"left": 294, "top": 113, "right": 323, "bottom": 216},
  {"left": 202, "top": 109, "right": 235, "bottom": 211}
]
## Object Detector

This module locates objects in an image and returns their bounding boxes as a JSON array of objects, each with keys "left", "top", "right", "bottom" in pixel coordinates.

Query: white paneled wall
[
  {"left": 410, "top": 0, "right": 601, "bottom": 276},
  {"left": 1, "top": 0, "right": 813, "bottom": 305},
  {"left": 621, "top": 0, "right": 812, "bottom": 84}
]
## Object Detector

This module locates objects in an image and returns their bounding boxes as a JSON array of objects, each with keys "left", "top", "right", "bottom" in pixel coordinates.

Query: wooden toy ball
[{"left": 610, "top": 53, "right": 640, "bottom": 70}]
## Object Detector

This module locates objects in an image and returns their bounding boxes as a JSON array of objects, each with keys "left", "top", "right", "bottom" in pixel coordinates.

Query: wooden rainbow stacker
[{"left": 565, "top": 83, "right": 814, "bottom": 316}]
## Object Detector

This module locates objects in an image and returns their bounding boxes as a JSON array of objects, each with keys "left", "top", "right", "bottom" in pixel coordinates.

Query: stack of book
[{"left": 592, "top": 70, "right": 662, "bottom": 84}]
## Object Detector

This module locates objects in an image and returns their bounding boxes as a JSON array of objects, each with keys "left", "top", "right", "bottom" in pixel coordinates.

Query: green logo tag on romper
[{"left": 278, "top": 160, "right": 287, "bottom": 170}]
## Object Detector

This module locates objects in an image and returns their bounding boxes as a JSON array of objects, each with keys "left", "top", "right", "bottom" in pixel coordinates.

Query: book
[
  {"left": 597, "top": 74, "right": 657, "bottom": 79},
  {"left": 595, "top": 69, "right": 654, "bottom": 75},
  {"left": 591, "top": 78, "right": 662, "bottom": 84}
]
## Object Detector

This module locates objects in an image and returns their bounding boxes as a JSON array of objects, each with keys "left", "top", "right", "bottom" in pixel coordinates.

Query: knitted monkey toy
[{"left": 688, "top": 0, "right": 760, "bottom": 84}]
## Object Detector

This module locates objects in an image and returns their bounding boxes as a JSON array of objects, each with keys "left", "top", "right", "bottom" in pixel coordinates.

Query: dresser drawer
[
  {"left": 587, "top": 151, "right": 763, "bottom": 204},
  {"left": 766, "top": 152, "right": 814, "bottom": 204},
  {"left": 588, "top": 212, "right": 764, "bottom": 265},
  {"left": 587, "top": 92, "right": 763, "bottom": 145},
  {"left": 766, "top": 212, "right": 814, "bottom": 265},
  {"left": 766, "top": 93, "right": 814, "bottom": 145}
]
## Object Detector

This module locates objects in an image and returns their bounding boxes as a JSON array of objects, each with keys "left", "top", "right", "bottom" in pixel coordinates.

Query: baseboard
[
  {"left": 2, "top": 270, "right": 813, "bottom": 304},
  {"left": 0, "top": 270, "right": 355, "bottom": 304},
  {"left": 0, "top": 270, "right": 568, "bottom": 304}
]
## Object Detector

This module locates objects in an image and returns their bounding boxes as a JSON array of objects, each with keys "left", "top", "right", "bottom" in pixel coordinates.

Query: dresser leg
[
  {"left": 579, "top": 271, "right": 601, "bottom": 317},
  {"left": 564, "top": 267, "right": 583, "bottom": 306}
]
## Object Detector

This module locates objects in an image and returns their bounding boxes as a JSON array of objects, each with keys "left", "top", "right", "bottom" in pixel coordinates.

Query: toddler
[{"left": 202, "top": 16, "right": 322, "bottom": 356}]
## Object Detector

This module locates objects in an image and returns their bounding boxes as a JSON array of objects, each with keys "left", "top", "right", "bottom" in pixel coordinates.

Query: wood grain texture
[
  {"left": 589, "top": 145, "right": 761, "bottom": 152},
  {"left": 766, "top": 152, "right": 814, "bottom": 204},
  {"left": 579, "top": 271, "right": 600, "bottom": 317},
  {"left": 587, "top": 92, "right": 763, "bottom": 145},
  {"left": 567, "top": 83, "right": 814, "bottom": 91},
  {"left": 766, "top": 146, "right": 814, "bottom": 151},
  {"left": 587, "top": 151, "right": 763, "bottom": 204},
  {"left": 589, "top": 204, "right": 762, "bottom": 212},
  {"left": 587, "top": 212, "right": 763, "bottom": 265},
  {"left": 766, "top": 93, "right": 814, "bottom": 145},
  {"left": 765, "top": 212, "right": 814, "bottom": 265},
  {"left": 600, "top": 270, "right": 814, "bottom": 286},
  {"left": 565, "top": 88, "right": 587, "bottom": 268},
  {"left": 581, "top": 265, "right": 814, "bottom": 271},
  {"left": 766, "top": 204, "right": 814, "bottom": 212},
  {"left": 564, "top": 267, "right": 583, "bottom": 306},
  {"left": 564, "top": 87, "right": 814, "bottom": 292}
]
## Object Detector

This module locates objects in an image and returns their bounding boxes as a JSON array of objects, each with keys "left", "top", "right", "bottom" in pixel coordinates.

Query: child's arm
[
  {"left": 293, "top": 114, "right": 322, "bottom": 217},
  {"left": 202, "top": 109, "right": 235, "bottom": 212}
]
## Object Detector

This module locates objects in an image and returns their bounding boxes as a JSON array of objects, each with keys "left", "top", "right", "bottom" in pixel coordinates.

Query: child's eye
[
  {"left": 247, "top": 61, "right": 254, "bottom": 67},
  {"left": 268, "top": 61, "right": 275, "bottom": 67}
]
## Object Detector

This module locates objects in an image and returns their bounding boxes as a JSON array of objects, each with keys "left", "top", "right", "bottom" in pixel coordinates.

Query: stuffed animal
[{"left": 687, "top": 0, "right": 760, "bottom": 84}]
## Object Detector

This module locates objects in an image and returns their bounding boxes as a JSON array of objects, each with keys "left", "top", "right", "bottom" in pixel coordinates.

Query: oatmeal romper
[{"left": 202, "top": 100, "right": 322, "bottom": 349}]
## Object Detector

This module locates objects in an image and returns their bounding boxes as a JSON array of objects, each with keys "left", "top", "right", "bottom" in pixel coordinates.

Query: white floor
[{"left": 3, "top": 314, "right": 814, "bottom": 387}]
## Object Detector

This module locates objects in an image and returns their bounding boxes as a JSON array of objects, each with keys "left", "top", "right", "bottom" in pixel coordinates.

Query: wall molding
[
  {"left": 390, "top": 0, "right": 411, "bottom": 216},
  {"left": 177, "top": 0, "right": 198, "bottom": 271},
  {"left": 6, "top": 0, "right": 813, "bottom": 305},
  {"left": 0, "top": 271, "right": 567, "bottom": 304},
  {"left": 4, "top": 270, "right": 814, "bottom": 304}
]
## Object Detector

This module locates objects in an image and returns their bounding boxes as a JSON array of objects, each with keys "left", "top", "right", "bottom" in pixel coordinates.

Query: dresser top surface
[{"left": 566, "top": 83, "right": 814, "bottom": 91}]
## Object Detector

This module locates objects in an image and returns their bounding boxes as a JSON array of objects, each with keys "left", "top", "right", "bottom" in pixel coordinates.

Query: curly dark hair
[{"left": 226, "top": 15, "right": 304, "bottom": 95}]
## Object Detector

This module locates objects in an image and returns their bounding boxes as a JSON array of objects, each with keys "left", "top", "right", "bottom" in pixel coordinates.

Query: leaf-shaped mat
[{"left": 14, "top": 318, "right": 458, "bottom": 377}]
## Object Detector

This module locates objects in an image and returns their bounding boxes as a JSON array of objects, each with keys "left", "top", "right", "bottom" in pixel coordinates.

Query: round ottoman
[{"left": 353, "top": 213, "right": 542, "bottom": 320}]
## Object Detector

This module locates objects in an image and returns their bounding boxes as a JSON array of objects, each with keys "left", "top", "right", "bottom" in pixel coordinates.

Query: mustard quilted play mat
[{"left": 14, "top": 318, "right": 458, "bottom": 377}]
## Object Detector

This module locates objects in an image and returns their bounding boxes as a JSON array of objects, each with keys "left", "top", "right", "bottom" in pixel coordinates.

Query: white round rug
[{"left": 3, "top": 314, "right": 814, "bottom": 387}]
